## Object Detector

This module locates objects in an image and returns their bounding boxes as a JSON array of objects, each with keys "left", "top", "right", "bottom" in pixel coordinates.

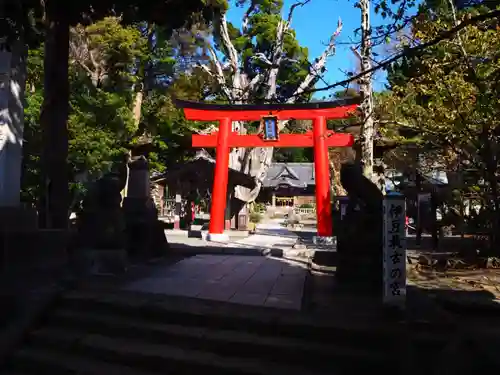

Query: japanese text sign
[
  {"left": 382, "top": 195, "right": 406, "bottom": 307},
  {"left": 262, "top": 116, "right": 278, "bottom": 141}
]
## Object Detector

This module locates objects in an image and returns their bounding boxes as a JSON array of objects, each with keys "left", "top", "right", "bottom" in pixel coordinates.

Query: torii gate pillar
[
  {"left": 312, "top": 116, "right": 332, "bottom": 238},
  {"left": 208, "top": 117, "right": 231, "bottom": 241},
  {"left": 175, "top": 98, "right": 359, "bottom": 243}
]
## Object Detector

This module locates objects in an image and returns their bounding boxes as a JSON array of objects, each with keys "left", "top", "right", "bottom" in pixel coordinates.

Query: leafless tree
[{"left": 200, "top": 1, "right": 343, "bottom": 204}]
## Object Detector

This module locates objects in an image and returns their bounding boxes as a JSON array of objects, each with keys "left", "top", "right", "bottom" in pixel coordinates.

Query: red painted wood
[
  {"left": 313, "top": 116, "right": 333, "bottom": 237},
  {"left": 182, "top": 99, "right": 357, "bottom": 240},
  {"left": 208, "top": 118, "right": 231, "bottom": 235},
  {"left": 192, "top": 132, "right": 354, "bottom": 148},
  {"left": 183, "top": 104, "right": 358, "bottom": 121}
]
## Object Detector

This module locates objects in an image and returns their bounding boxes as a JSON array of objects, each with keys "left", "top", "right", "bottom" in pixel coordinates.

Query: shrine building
[{"left": 257, "top": 162, "right": 316, "bottom": 208}]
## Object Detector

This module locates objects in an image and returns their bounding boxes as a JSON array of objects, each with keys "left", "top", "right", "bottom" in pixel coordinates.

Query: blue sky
[{"left": 226, "top": 0, "right": 418, "bottom": 96}]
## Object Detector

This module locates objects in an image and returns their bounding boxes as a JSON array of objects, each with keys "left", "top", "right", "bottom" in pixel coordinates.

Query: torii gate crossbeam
[{"left": 175, "top": 98, "right": 359, "bottom": 243}]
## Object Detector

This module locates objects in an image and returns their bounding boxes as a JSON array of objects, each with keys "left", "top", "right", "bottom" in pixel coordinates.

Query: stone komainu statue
[
  {"left": 336, "top": 162, "right": 384, "bottom": 291},
  {"left": 76, "top": 157, "right": 128, "bottom": 249}
]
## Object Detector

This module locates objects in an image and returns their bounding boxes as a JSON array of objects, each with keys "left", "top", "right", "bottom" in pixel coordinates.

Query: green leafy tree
[
  {"left": 21, "top": 16, "right": 202, "bottom": 204},
  {"left": 8, "top": 0, "right": 217, "bottom": 228},
  {"left": 128, "top": 20, "right": 213, "bottom": 171},
  {"left": 382, "top": 3, "right": 500, "bottom": 252}
]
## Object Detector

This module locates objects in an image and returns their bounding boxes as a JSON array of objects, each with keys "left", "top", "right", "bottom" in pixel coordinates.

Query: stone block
[
  {"left": 312, "top": 236, "right": 336, "bottom": 247},
  {"left": 76, "top": 208, "right": 125, "bottom": 249},
  {"left": 269, "top": 248, "right": 283, "bottom": 257},
  {"left": 126, "top": 220, "right": 169, "bottom": 258},
  {"left": 123, "top": 197, "right": 157, "bottom": 222}
]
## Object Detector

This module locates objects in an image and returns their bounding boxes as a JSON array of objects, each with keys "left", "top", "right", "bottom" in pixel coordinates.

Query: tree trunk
[
  {"left": 329, "top": 148, "right": 355, "bottom": 196},
  {"left": 132, "top": 90, "right": 143, "bottom": 126},
  {"left": 39, "top": 0, "right": 70, "bottom": 229},
  {"left": 359, "top": 0, "right": 375, "bottom": 181},
  {"left": 132, "top": 22, "right": 155, "bottom": 125}
]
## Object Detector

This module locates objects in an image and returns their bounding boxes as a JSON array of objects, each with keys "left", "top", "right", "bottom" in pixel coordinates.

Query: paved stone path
[
  {"left": 124, "top": 254, "right": 307, "bottom": 310},
  {"left": 229, "top": 219, "right": 298, "bottom": 250},
  {"left": 124, "top": 219, "right": 307, "bottom": 310}
]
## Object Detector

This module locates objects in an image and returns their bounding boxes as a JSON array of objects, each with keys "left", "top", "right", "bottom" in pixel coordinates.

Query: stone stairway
[{"left": 1, "top": 289, "right": 450, "bottom": 375}]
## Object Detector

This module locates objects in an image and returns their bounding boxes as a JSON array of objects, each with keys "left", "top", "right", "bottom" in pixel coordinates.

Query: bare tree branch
[
  {"left": 350, "top": 46, "right": 362, "bottom": 63},
  {"left": 204, "top": 45, "right": 233, "bottom": 100},
  {"left": 251, "top": 53, "right": 273, "bottom": 66},
  {"left": 69, "top": 41, "right": 94, "bottom": 77},
  {"left": 242, "top": 1, "right": 257, "bottom": 33},
  {"left": 298, "top": 8, "right": 500, "bottom": 96},
  {"left": 287, "top": 18, "right": 343, "bottom": 103},
  {"left": 197, "top": 63, "right": 213, "bottom": 76},
  {"left": 69, "top": 26, "right": 106, "bottom": 87},
  {"left": 219, "top": 12, "right": 239, "bottom": 73},
  {"left": 359, "top": 0, "right": 375, "bottom": 181},
  {"left": 262, "top": 0, "right": 312, "bottom": 101},
  {"left": 286, "top": 0, "right": 311, "bottom": 24},
  {"left": 217, "top": 11, "right": 245, "bottom": 102},
  {"left": 246, "top": 73, "right": 264, "bottom": 96}
]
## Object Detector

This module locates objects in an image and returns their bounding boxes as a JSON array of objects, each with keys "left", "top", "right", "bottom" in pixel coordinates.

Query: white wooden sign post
[{"left": 382, "top": 194, "right": 407, "bottom": 307}]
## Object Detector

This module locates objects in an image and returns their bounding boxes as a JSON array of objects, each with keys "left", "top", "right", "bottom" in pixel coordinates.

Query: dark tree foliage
[{"left": 2, "top": 0, "right": 220, "bottom": 228}]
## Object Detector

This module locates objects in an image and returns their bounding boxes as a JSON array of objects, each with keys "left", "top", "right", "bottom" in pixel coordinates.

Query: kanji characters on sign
[{"left": 382, "top": 197, "right": 406, "bottom": 307}]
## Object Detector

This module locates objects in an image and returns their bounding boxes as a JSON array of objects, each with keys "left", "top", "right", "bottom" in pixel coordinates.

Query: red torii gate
[{"left": 175, "top": 99, "right": 359, "bottom": 242}]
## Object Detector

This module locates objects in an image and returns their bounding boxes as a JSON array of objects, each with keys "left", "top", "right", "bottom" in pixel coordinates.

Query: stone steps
[
  {"left": 2, "top": 290, "right": 451, "bottom": 374},
  {"left": 20, "top": 332, "right": 331, "bottom": 375},
  {"left": 11, "top": 347, "right": 161, "bottom": 375},
  {"left": 38, "top": 311, "right": 386, "bottom": 367}
]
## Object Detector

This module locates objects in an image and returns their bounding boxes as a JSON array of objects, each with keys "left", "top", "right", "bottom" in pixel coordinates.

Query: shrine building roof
[
  {"left": 151, "top": 151, "right": 257, "bottom": 192},
  {"left": 263, "top": 163, "right": 315, "bottom": 189}
]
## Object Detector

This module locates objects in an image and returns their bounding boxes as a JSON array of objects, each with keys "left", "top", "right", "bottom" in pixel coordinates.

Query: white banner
[{"left": 382, "top": 195, "right": 407, "bottom": 307}]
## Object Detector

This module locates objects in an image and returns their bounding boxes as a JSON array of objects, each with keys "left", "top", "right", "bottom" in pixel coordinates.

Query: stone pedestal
[
  {"left": 76, "top": 170, "right": 126, "bottom": 250},
  {"left": 126, "top": 156, "right": 150, "bottom": 198},
  {"left": 335, "top": 163, "right": 384, "bottom": 294},
  {"left": 123, "top": 156, "right": 168, "bottom": 258},
  {"left": 335, "top": 199, "right": 383, "bottom": 294},
  {"left": 237, "top": 204, "right": 248, "bottom": 231}
]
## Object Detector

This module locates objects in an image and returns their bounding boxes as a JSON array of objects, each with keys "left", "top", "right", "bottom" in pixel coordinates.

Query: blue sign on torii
[{"left": 262, "top": 116, "right": 279, "bottom": 141}]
